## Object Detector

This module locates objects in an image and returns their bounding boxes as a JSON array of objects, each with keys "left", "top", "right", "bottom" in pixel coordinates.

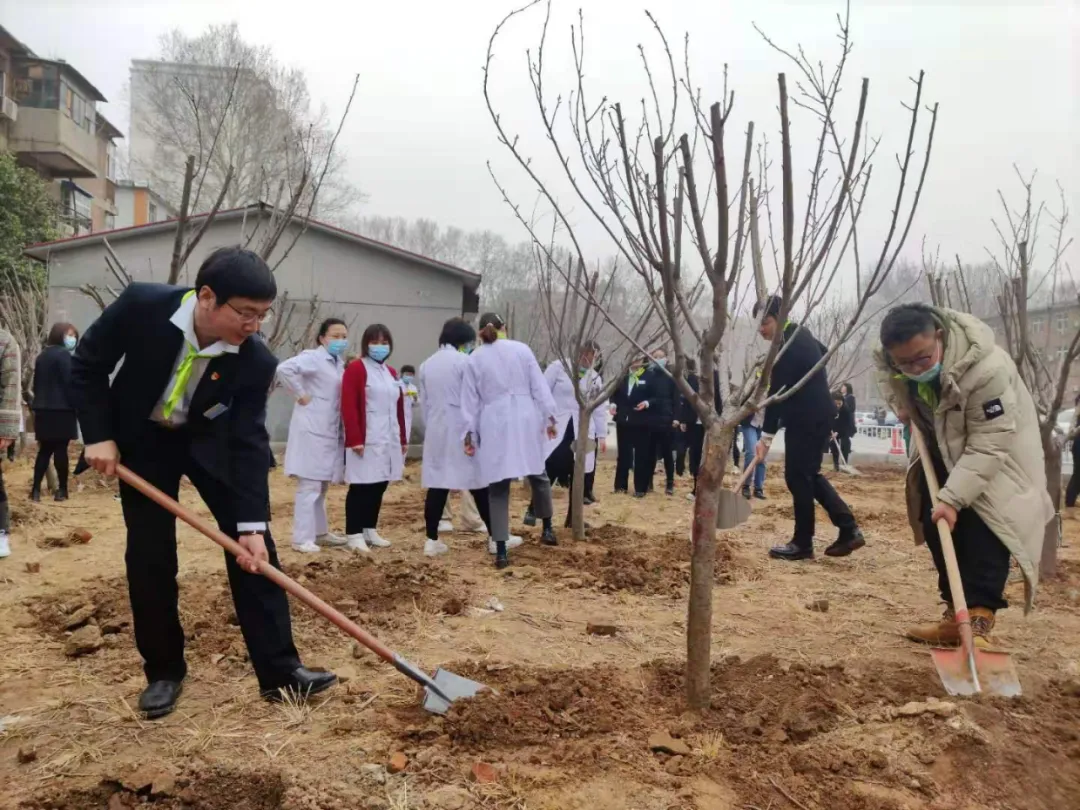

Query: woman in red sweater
[{"left": 340, "top": 324, "right": 407, "bottom": 552}]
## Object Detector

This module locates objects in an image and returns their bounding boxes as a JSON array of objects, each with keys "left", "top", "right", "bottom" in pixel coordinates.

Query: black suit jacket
[
  {"left": 633, "top": 365, "right": 678, "bottom": 429},
  {"left": 762, "top": 321, "right": 834, "bottom": 434},
  {"left": 611, "top": 373, "right": 644, "bottom": 427},
  {"left": 679, "top": 371, "right": 722, "bottom": 425},
  {"left": 33, "top": 345, "right": 74, "bottom": 411},
  {"left": 70, "top": 282, "right": 277, "bottom": 524}
]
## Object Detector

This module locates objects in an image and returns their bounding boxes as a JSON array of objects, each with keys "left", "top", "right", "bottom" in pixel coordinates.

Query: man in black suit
[
  {"left": 677, "top": 359, "right": 722, "bottom": 499},
  {"left": 631, "top": 348, "right": 678, "bottom": 496},
  {"left": 610, "top": 356, "right": 646, "bottom": 493},
  {"left": 71, "top": 247, "right": 336, "bottom": 719},
  {"left": 752, "top": 296, "right": 864, "bottom": 560}
]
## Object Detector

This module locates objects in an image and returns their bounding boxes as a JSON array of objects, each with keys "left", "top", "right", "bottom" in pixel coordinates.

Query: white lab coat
[
  {"left": 419, "top": 345, "right": 482, "bottom": 490},
  {"left": 461, "top": 339, "right": 557, "bottom": 486},
  {"left": 344, "top": 357, "right": 405, "bottom": 484},
  {"left": 401, "top": 380, "right": 419, "bottom": 442},
  {"left": 543, "top": 360, "right": 608, "bottom": 474},
  {"left": 277, "top": 346, "right": 346, "bottom": 482}
]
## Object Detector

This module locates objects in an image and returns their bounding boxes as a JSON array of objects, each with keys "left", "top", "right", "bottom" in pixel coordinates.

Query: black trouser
[
  {"left": 583, "top": 439, "right": 597, "bottom": 498},
  {"left": 784, "top": 419, "right": 856, "bottom": 547},
  {"left": 1067, "top": 439, "right": 1080, "bottom": 507},
  {"left": 686, "top": 423, "right": 705, "bottom": 494},
  {"left": 345, "top": 481, "right": 389, "bottom": 535},
  {"left": 674, "top": 429, "right": 688, "bottom": 476},
  {"left": 119, "top": 425, "right": 301, "bottom": 690},
  {"left": 614, "top": 422, "right": 635, "bottom": 491},
  {"left": 424, "top": 487, "right": 491, "bottom": 539},
  {"left": 651, "top": 427, "right": 675, "bottom": 488},
  {"left": 0, "top": 459, "right": 9, "bottom": 532},
  {"left": 830, "top": 434, "right": 852, "bottom": 469},
  {"left": 33, "top": 439, "right": 70, "bottom": 492},
  {"left": 632, "top": 428, "right": 654, "bottom": 494},
  {"left": 732, "top": 434, "right": 741, "bottom": 469},
  {"left": 918, "top": 472, "right": 1010, "bottom": 610}
]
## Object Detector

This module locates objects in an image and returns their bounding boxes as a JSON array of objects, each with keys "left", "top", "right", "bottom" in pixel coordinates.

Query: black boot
[
  {"left": 541, "top": 527, "right": 558, "bottom": 546},
  {"left": 825, "top": 527, "right": 865, "bottom": 557},
  {"left": 138, "top": 680, "right": 184, "bottom": 720},
  {"left": 54, "top": 487, "right": 69, "bottom": 502},
  {"left": 768, "top": 542, "right": 814, "bottom": 561},
  {"left": 494, "top": 550, "right": 510, "bottom": 569},
  {"left": 30, "top": 487, "right": 41, "bottom": 503}
]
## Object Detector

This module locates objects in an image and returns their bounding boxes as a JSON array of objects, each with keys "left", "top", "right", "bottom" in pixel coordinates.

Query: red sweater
[{"left": 341, "top": 359, "right": 407, "bottom": 449}]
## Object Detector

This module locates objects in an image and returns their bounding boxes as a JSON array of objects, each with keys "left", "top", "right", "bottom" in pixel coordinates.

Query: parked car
[
  {"left": 855, "top": 411, "right": 877, "bottom": 426},
  {"left": 883, "top": 410, "right": 900, "bottom": 426}
]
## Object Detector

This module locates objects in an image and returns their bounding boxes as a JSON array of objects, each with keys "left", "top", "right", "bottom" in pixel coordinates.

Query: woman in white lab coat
[
  {"left": 529, "top": 342, "right": 607, "bottom": 529},
  {"left": 417, "top": 317, "right": 497, "bottom": 557},
  {"left": 341, "top": 323, "right": 407, "bottom": 553},
  {"left": 276, "top": 318, "right": 348, "bottom": 553},
  {"left": 461, "top": 313, "right": 558, "bottom": 568}
]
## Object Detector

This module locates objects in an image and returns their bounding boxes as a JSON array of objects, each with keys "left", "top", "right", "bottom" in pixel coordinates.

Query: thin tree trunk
[
  {"left": 1041, "top": 433, "right": 1061, "bottom": 578},
  {"left": 687, "top": 420, "right": 733, "bottom": 709},
  {"left": 571, "top": 409, "right": 591, "bottom": 541}
]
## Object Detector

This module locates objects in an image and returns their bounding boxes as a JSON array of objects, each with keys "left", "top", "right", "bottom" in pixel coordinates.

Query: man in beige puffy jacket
[{"left": 876, "top": 304, "right": 1052, "bottom": 647}]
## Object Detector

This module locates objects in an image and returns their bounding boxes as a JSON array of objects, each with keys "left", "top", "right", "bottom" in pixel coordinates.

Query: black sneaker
[
  {"left": 753, "top": 489, "right": 766, "bottom": 500},
  {"left": 55, "top": 487, "right": 69, "bottom": 502},
  {"left": 665, "top": 485, "right": 674, "bottom": 496},
  {"left": 768, "top": 542, "right": 815, "bottom": 561},
  {"left": 30, "top": 488, "right": 41, "bottom": 503},
  {"left": 584, "top": 493, "right": 597, "bottom": 505},
  {"left": 741, "top": 487, "right": 751, "bottom": 500},
  {"left": 633, "top": 492, "right": 646, "bottom": 499},
  {"left": 825, "top": 528, "right": 865, "bottom": 557}
]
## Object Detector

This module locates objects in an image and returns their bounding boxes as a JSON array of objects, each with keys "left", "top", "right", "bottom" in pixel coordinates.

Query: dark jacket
[
  {"left": 33, "top": 345, "right": 74, "bottom": 412},
  {"left": 70, "top": 282, "right": 277, "bottom": 524},
  {"left": 761, "top": 321, "right": 834, "bottom": 434},
  {"left": 612, "top": 371, "right": 648, "bottom": 427},
  {"left": 679, "top": 371, "right": 723, "bottom": 425},
  {"left": 832, "top": 397, "right": 856, "bottom": 438},
  {"left": 632, "top": 364, "right": 678, "bottom": 429}
]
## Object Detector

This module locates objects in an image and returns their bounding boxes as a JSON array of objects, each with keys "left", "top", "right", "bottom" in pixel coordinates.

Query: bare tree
[
  {"left": 983, "top": 169, "right": 1074, "bottom": 577},
  {"left": 130, "top": 23, "right": 363, "bottom": 220},
  {"left": 485, "top": 0, "right": 936, "bottom": 707},
  {"left": 534, "top": 241, "right": 658, "bottom": 539}
]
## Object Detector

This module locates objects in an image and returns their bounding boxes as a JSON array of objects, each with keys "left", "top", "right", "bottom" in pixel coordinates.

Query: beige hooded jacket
[{"left": 875, "top": 307, "right": 1053, "bottom": 612}]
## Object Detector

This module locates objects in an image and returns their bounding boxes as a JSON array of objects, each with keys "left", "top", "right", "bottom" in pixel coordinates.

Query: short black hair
[
  {"left": 752, "top": 295, "right": 783, "bottom": 320},
  {"left": 880, "top": 304, "right": 937, "bottom": 349},
  {"left": 361, "top": 323, "right": 393, "bottom": 356},
  {"left": 194, "top": 246, "right": 277, "bottom": 305},
  {"left": 685, "top": 357, "right": 698, "bottom": 373},
  {"left": 47, "top": 322, "right": 77, "bottom": 346},
  {"left": 317, "top": 318, "right": 347, "bottom": 341},
  {"left": 400, "top": 364, "right": 415, "bottom": 374},
  {"left": 438, "top": 317, "right": 476, "bottom": 348}
]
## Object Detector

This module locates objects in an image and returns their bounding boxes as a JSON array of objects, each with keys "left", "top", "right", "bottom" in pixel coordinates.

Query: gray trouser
[{"left": 488, "top": 474, "right": 552, "bottom": 545}]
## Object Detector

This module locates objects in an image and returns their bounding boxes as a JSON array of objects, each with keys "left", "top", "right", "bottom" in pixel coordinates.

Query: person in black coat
[
  {"left": 829, "top": 389, "right": 856, "bottom": 471},
  {"left": 31, "top": 323, "right": 81, "bottom": 501},
  {"left": 610, "top": 356, "right": 647, "bottom": 493},
  {"left": 631, "top": 348, "right": 678, "bottom": 496},
  {"left": 751, "top": 296, "right": 863, "bottom": 561},
  {"left": 677, "top": 361, "right": 722, "bottom": 499},
  {"left": 70, "top": 247, "right": 335, "bottom": 720}
]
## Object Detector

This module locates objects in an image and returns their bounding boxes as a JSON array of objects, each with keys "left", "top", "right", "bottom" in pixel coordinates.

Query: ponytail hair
[{"left": 477, "top": 312, "right": 506, "bottom": 345}]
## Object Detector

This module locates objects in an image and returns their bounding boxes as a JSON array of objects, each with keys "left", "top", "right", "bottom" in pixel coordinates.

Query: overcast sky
[{"left": 4, "top": 0, "right": 1078, "bottom": 284}]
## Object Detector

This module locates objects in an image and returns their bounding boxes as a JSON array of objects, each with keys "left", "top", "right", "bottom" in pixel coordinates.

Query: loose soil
[{"left": 2, "top": 454, "right": 1079, "bottom": 810}]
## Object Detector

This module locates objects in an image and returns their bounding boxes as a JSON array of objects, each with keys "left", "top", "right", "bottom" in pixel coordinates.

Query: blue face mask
[
  {"left": 458, "top": 342, "right": 475, "bottom": 355},
  {"left": 326, "top": 339, "right": 348, "bottom": 357},
  {"left": 653, "top": 358, "right": 667, "bottom": 369},
  {"left": 401, "top": 375, "right": 414, "bottom": 385},
  {"left": 368, "top": 344, "right": 390, "bottom": 363},
  {"left": 904, "top": 363, "right": 941, "bottom": 384},
  {"left": 63, "top": 335, "right": 77, "bottom": 351}
]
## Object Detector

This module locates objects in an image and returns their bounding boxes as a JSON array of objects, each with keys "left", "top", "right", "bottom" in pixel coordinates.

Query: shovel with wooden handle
[
  {"left": 908, "top": 426, "right": 1022, "bottom": 698},
  {"left": 716, "top": 459, "right": 760, "bottom": 530},
  {"left": 116, "top": 464, "right": 489, "bottom": 714}
]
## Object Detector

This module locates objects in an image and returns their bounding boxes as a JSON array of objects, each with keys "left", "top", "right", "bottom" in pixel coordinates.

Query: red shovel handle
[{"left": 116, "top": 463, "right": 398, "bottom": 666}]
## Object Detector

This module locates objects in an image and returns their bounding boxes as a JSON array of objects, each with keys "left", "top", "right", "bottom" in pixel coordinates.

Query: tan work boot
[
  {"left": 905, "top": 606, "right": 959, "bottom": 646},
  {"left": 970, "top": 606, "right": 996, "bottom": 650}
]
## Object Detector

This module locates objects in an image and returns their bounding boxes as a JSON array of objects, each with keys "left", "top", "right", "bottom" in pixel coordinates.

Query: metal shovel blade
[
  {"left": 716, "top": 489, "right": 753, "bottom": 530},
  {"left": 421, "top": 668, "right": 491, "bottom": 715},
  {"left": 930, "top": 646, "right": 1022, "bottom": 698}
]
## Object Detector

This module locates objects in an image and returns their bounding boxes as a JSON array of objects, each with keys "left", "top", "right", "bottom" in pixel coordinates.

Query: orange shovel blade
[{"left": 930, "top": 646, "right": 1022, "bottom": 698}]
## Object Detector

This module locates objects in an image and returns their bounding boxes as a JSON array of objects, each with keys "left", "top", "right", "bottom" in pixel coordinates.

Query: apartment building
[
  {"left": 114, "top": 180, "right": 177, "bottom": 228},
  {"left": 984, "top": 302, "right": 1080, "bottom": 399},
  {"left": 1, "top": 24, "right": 122, "bottom": 236}
]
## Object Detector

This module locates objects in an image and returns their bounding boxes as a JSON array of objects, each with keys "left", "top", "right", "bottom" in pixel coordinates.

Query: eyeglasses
[{"left": 227, "top": 302, "right": 274, "bottom": 324}]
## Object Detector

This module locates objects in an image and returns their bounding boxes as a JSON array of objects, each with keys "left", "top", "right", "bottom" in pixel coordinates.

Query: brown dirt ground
[{"left": 2, "top": 454, "right": 1079, "bottom": 810}]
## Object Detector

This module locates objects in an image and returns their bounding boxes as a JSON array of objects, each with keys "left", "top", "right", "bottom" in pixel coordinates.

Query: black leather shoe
[
  {"left": 665, "top": 485, "right": 674, "bottom": 496},
  {"left": 54, "top": 487, "right": 69, "bottom": 502},
  {"left": 753, "top": 489, "right": 766, "bottom": 500},
  {"left": 633, "top": 492, "right": 646, "bottom": 499},
  {"left": 30, "top": 488, "right": 41, "bottom": 503},
  {"left": 768, "top": 542, "right": 814, "bottom": 561},
  {"left": 541, "top": 528, "right": 558, "bottom": 546},
  {"left": 494, "top": 552, "right": 510, "bottom": 570},
  {"left": 584, "top": 493, "right": 597, "bottom": 505},
  {"left": 825, "top": 528, "right": 866, "bottom": 557},
  {"left": 613, "top": 488, "right": 628, "bottom": 495},
  {"left": 523, "top": 508, "right": 537, "bottom": 527},
  {"left": 138, "top": 680, "right": 183, "bottom": 719},
  {"left": 741, "top": 487, "right": 751, "bottom": 500},
  {"left": 261, "top": 667, "right": 337, "bottom": 703}
]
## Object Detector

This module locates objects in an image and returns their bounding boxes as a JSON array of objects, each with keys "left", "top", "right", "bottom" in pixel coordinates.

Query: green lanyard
[{"left": 162, "top": 291, "right": 224, "bottom": 419}]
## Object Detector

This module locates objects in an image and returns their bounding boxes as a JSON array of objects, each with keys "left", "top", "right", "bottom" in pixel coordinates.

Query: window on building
[
  {"left": 148, "top": 201, "right": 158, "bottom": 223},
  {"left": 13, "top": 63, "right": 60, "bottom": 109},
  {"left": 1057, "top": 312, "right": 1070, "bottom": 334},
  {"left": 105, "top": 213, "right": 116, "bottom": 230},
  {"left": 105, "top": 143, "right": 118, "bottom": 182},
  {"left": 1031, "top": 318, "right": 1046, "bottom": 334},
  {"left": 60, "top": 182, "right": 93, "bottom": 233},
  {"left": 1057, "top": 346, "right": 1070, "bottom": 364},
  {"left": 0, "top": 69, "right": 6, "bottom": 99}
]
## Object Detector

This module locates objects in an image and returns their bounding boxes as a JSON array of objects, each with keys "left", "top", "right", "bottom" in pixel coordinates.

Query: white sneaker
[
  {"left": 438, "top": 520, "right": 454, "bottom": 533},
  {"left": 488, "top": 534, "right": 524, "bottom": 554},
  {"left": 291, "top": 541, "right": 321, "bottom": 553},
  {"left": 460, "top": 522, "right": 487, "bottom": 534},
  {"left": 363, "top": 528, "right": 392, "bottom": 548},
  {"left": 424, "top": 538, "right": 450, "bottom": 557},
  {"left": 315, "top": 532, "right": 348, "bottom": 547},
  {"left": 686, "top": 493, "right": 696, "bottom": 502},
  {"left": 346, "top": 533, "right": 370, "bottom": 553},
  {"left": 0, "top": 532, "right": 10, "bottom": 558}
]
